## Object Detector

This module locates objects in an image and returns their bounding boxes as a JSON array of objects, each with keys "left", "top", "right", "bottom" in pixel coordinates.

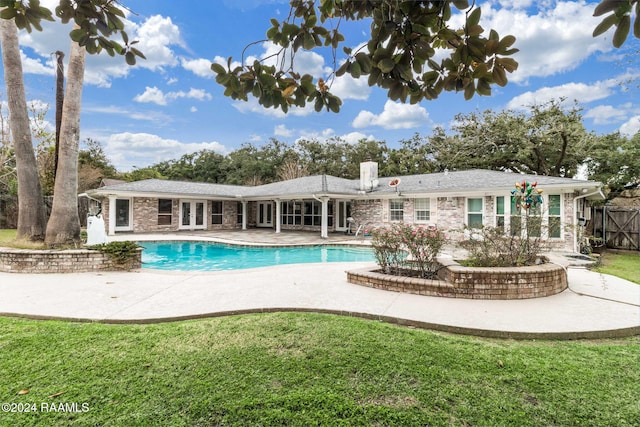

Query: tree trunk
[
  {"left": 54, "top": 50, "right": 65, "bottom": 178},
  {"left": 0, "top": 16, "right": 47, "bottom": 241},
  {"left": 45, "top": 35, "right": 85, "bottom": 246}
]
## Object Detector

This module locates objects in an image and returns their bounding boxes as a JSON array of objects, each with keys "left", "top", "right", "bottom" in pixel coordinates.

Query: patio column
[
  {"left": 107, "top": 195, "right": 116, "bottom": 236},
  {"left": 241, "top": 201, "right": 247, "bottom": 230},
  {"left": 320, "top": 197, "right": 329, "bottom": 239},
  {"left": 275, "top": 199, "right": 281, "bottom": 233}
]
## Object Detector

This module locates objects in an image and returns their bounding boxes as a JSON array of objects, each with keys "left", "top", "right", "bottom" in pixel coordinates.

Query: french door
[
  {"left": 257, "top": 201, "right": 273, "bottom": 228},
  {"left": 179, "top": 200, "right": 206, "bottom": 230},
  {"left": 335, "top": 200, "right": 352, "bottom": 232}
]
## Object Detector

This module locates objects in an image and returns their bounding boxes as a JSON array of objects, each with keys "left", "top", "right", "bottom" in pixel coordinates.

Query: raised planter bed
[
  {"left": 0, "top": 247, "right": 142, "bottom": 273},
  {"left": 347, "top": 257, "right": 568, "bottom": 300}
]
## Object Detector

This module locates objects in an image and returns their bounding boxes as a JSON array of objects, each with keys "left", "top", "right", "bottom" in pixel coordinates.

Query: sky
[{"left": 2, "top": 0, "right": 639, "bottom": 171}]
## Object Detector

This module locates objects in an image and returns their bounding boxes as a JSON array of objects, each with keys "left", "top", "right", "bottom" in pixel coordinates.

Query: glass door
[
  {"left": 180, "top": 200, "right": 207, "bottom": 230},
  {"left": 257, "top": 201, "right": 273, "bottom": 228},
  {"left": 335, "top": 200, "right": 351, "bottom": 232}
]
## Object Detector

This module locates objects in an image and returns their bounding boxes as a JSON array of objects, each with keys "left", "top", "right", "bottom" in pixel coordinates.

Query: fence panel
[{"left": 593, "top": 207, "right": 640, "bottom": 251}]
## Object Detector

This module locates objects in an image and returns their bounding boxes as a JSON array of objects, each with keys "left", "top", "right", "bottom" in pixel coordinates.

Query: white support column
[
  {"left": 108, "top": 195, "right": 116, "bottom": 236},
  {"left": 321, "top": 197, "right": 329, "bottom": 239},
  {"left": 241, "top": 201, "right": 247, "bottom": 230},
  {"left": 275, "top": 200, "right": 281, "bottom": 233}
]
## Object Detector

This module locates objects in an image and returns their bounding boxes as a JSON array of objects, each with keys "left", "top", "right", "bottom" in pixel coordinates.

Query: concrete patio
[{"left": 0, "top": 230, "right": 638, "bottom": 339}]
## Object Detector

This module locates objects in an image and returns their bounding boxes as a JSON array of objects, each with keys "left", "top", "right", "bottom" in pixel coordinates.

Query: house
[{"left": 86, "top": 162, "right": 604, "bottom": 252}]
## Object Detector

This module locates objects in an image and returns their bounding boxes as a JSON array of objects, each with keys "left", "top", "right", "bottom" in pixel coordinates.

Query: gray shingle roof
[{"left": 90, "top": 169, "right": 600, "bottom": 199}]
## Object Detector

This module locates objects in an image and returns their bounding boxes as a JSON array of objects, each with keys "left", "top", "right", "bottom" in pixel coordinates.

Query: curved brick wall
[
  {"left": 0, "top": 247, "right": 142, "bottom": 273},
  {"left": 347, "top": 257, "right": 567, "bottom": 300}
]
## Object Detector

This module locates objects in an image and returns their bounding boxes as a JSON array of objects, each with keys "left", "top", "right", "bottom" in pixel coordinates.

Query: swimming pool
[{"left": 139, "top": 241, "right": 376, "bottom": 271}]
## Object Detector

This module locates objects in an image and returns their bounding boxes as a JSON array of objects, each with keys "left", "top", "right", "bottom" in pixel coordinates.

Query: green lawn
[
  {"left": 0, "top": 228, "right": 16, "bottom": 244},
  {"left": 1, "top": 313, "right": 637, "bottom": 426},
  {"left": 594, "top": 251, "right": 640, "bottom": 284}
]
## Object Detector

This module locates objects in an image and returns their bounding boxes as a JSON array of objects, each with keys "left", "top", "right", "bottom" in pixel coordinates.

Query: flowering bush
[{"left": 370, "top": 223, "right": 447, "bottom": 278}]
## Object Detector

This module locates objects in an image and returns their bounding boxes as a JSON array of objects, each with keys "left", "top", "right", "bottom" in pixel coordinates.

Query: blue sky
[{"left": 4, "top": 0, "right": 639, "bottom": 171}]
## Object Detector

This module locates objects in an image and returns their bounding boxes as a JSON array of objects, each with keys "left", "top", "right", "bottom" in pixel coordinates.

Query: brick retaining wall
[
  {"left": 347, "top": 257, "right": 567, "bottom": 299},
  {"left": 0, "top": 247, "right": 142, "bottom": 273}
]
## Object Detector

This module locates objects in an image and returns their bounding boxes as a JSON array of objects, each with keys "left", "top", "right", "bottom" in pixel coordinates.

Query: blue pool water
[{"left": 139, "top": 241, "right": 376, "bottom": 271}]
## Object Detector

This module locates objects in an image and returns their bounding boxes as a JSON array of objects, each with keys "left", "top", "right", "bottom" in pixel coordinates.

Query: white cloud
[
  {"left": 620, "top": 116, "right": 640, "bottom": 137},
  {"left": 131, "top": 15, "right": 184, "bottom": 71},
  {"left": 329, "top": 74, "right": 371, "bottom": 101},
  {"left": 352, "top": 101, "right": 430, "bottom": 130},
  {"left": 506, "top": 80, "right": 616, "bottom": 110},
  {"left": 274, "top": 124, "right": 294, "bottom": 137},
  {"left": 182, "top": 58, "right": 216, "bottom": 78},
  {"left": 340, "top": 132, "right": 376, "bottom": 145},
  {"left": 134, "top": 86, "right": 212, "bottom": 105},
  {"left": 584, "top": 105, "right": 630, "bottom": 125},
  {"left": 190, "top": 106, "right": 198, "bottom": 113},
  {"left": 105, "top": 132, "right": 228, "bottom": 171},
  {"left": 474, "top": 1, "right": 612, "bottom": 84},
  {"left": 134, "top": 87, "right": 168, "bottom": 105}
]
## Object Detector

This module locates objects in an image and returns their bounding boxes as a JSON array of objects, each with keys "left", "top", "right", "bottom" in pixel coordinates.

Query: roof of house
[{"left": 88, "top": 169, "right": 602, "bottom": 200}]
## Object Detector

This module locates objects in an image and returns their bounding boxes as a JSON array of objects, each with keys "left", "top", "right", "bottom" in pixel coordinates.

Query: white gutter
[{"left": 573, "top": 188, "right": 605, "bottom": 252}]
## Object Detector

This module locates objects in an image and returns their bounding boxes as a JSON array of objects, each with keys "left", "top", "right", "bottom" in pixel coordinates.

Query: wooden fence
[
  {"left": 592, "top": 207, "right": 640, "bottom": 251},
  {"left": 0, "top": 195, "right": 90, "bottom": 229}
]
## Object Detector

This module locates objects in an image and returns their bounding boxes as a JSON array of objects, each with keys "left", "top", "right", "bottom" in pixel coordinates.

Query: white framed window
[
  {"left": 414, "top": 198, "right": 430, "bottom": 222},
  {"left": 496, "top": 196, "right": 505, "bottom": 230},
  {"left": 548, "top": 195, "right": 562, "bottom": 238},
  {"left": 467, "top": 198, "right": 483, "bottom": 228},
  {"left": 389, "top": 199, "right": 404, "bottom": 221},
  {"left": 114, "top": 198, "right": 133, "bottom": 231}
]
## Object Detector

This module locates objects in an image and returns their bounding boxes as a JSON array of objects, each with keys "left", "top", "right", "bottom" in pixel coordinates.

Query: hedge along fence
[{"left": 0, "top": 242, "right": 142, "bottom": 273}]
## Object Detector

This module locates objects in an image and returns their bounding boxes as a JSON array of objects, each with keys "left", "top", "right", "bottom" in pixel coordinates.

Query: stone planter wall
[
  {"left": 347, "top": 257, "right": 567, "bottom": 300},
  {"left": 0, "top": 247, "right": 142, "bottom": 273}
]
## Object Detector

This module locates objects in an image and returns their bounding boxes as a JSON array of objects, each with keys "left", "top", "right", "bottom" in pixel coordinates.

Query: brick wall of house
[{"left": 132, "top": 197, "right": 179, "bottom": 233}]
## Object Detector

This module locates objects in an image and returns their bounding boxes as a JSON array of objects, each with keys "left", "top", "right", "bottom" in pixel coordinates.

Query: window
[
  {"left": 496, "top": 196, "right": 505, "bottom": 230},
  {"left": 510, "top": 196, "right": 521, "bottom": 236},
  {"left": 281, "top": 201, "right": 302, "bottom": 225},
  {"left": 548, "top": 195, "right": 561, "bottom": 238},
  {"left": 211, "top": 201, "right": 223, "bottom": 225},
  {"left": 115, "top": 199, "right": 131, "bottom": 228},
  {"left": 527, "top": 202, "right": 542, "bottom": 237},
  {"left": 467, "top": 198, "right": 483, "bottom": 228},
  {"left": 157, "top": 199, "right": 173, "bottom": 226},
  {"left": 390, "top": 199, "right": 404, "bottom": 222},
  {"left": 414, "top": 198, "right": 430, "bottom": 222},
  {"left": 303, "top": 201, "right": 322, "bottom": 226},
  {"left": 236, "top": 202, "right": 243, "bottom": 225}
]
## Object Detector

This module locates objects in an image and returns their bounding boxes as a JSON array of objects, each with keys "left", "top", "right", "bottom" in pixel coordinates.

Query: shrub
[
  {"left": 89, "top": 241, "right": 141, "bottom": 266},
  {"left": 370, "top": 223, "right": 447, "bottom": 278},
  {"left": 459, "top": 225, "right": 547, "bottom": 267}
]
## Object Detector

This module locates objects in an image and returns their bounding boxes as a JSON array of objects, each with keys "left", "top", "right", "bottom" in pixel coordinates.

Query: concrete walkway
[{"left": 1, "top": 258, "right": 638, "bottom": 339}]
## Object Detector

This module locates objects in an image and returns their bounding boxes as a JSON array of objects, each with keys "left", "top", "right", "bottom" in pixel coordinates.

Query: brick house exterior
[{"left": 87, "top": 162, "right": 603, "bottom": 252}]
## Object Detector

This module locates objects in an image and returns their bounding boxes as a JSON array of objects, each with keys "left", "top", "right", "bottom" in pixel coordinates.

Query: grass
[
  {"left": 1, "top": 313, "right": 638, "bottom": 427},
  {"left": 593, "top": 251, "right": 640, "bottom": 284},
  {"left": 0, "top": 228, "right": 16, "bottom": 244}
]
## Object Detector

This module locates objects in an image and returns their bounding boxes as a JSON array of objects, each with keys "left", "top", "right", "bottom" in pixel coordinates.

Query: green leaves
[
  {"left": 216, "top": 0, "right": 525, "bottom": 113},
  {"left": 592, "top": 0, "right": 639, "bottom": 47},
  {"left": 0, "top": 0, "right": 145, "bottom": 65}
]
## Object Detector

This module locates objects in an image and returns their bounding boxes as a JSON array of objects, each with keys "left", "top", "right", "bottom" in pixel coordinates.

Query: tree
[
  {"left": 0, "top": 15, "right": 47, "bottom": 241},
  {"left": 45, "top": 31, "right": 85, "bottom": 246},
  {"left": 77, "top": 138, "right": 118, "bottom": 192},
  {"left": 1, "top": 0, "right": 145, "bottom": 245},
  {"left": 384, "top": 134, "right": 435, "bottom": 176},
  {"left": 213, "top": 0, "right": 639, "bottom": 114},
  {"left": 428, "top": 101, "right": 589, "bottom": 177},
  {"left": 585, "top": 131, "right": 640, "bottom": 197}
]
